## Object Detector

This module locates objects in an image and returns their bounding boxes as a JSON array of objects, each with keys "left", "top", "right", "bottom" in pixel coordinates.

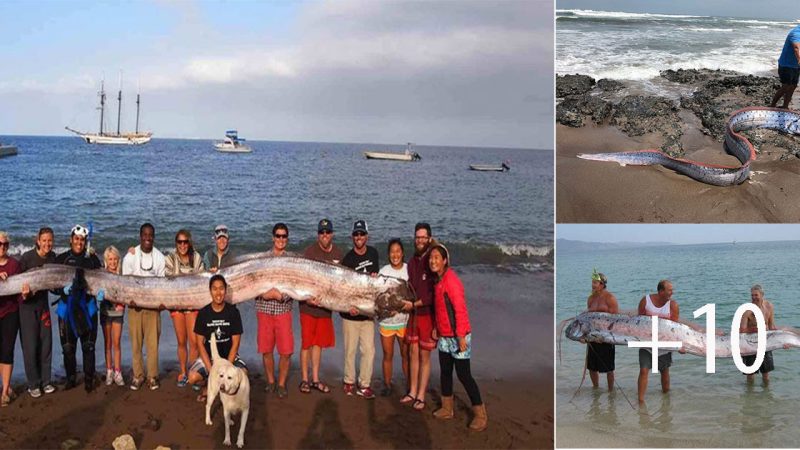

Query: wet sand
[
  {"left": 557, "top": 121, "right": 800, "bottom": 223},
  {"left": 0, "top": 270, "right": 553, "bottom": 449}
]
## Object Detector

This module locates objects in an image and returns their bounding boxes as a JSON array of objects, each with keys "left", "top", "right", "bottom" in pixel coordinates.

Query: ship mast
[
  {"left": 98, "top": 79, "right": 106, "bottom": 135},
  {"left": 135, "top": 81, "right": 141, "bottom": 134},
  {"left": 116, "top": 71, "right": 123, "bottom": 136}
]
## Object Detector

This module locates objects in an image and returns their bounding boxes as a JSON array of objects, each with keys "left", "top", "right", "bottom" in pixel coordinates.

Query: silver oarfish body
[
  {"left": 577, "top": 107, "right": 800, "bottom": 186},
  {"left": 565, "top": 312, "right": 800, "bottom": 357},
  {"left": 0, "top": 256, "right": 413, "bottom": 320}
]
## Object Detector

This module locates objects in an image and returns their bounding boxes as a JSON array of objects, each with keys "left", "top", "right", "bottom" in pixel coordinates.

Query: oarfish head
[
  {"left": 565, "top": 316, "right": 591, "bottom": 341},
  {"left": 374, "top": 278, "right": 415, "bottom": 321}
]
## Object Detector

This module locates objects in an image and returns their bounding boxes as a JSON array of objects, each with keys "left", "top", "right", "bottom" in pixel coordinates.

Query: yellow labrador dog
[{"left": 205, "top": 333, "right": 250, "bottom": 448}]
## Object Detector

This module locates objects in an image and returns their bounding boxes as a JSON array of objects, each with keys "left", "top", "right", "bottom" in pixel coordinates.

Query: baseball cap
[
  {"left": 352, "top": 220, "right": 368, "bottom": 235},
  {"left": 214, "top": 225, "right": 229, "bottom": 240},
  {"left": 318, "top": 219, "right": 333, "bottom": 233}
]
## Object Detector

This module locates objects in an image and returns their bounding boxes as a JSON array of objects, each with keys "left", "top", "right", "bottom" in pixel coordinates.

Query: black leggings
[
  {"left": 0, "top": 311, "right": 20, "bottom": 364},
  {"left": 439, "top": 351, "right": 482, "bottom": 406}
]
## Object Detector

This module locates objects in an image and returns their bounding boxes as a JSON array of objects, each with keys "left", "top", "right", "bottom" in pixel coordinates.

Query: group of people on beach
[
  {"left": 0, "top": 218, "right": 487, "bottom": 431},
  {"left": 582, "top": 271, "right": 779, "bottom": 405}
]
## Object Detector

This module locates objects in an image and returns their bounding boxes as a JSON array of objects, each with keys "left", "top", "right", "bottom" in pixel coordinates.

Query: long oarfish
[
  {"left": 0, "top": 256, "right": 413, "bottom": 320},
  {"left": 564, "top": 312, "right": 800, "bottom": 357},
  {"left": 577, "top": 107, "right": 800, "bottom": 186}
]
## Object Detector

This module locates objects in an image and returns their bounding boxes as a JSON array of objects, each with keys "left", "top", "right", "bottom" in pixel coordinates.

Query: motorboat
[
  {"left": 364, "top": 142, "right": 421, "bottom": 161},
  {"left": 0, "top": 142, "right": 17, "bottom": 158},
  {"left": 469, "top": 161, "right": 510, "bottom": 172},
  {"left": 214, "top": 130, "right": 252, "bottom": 153}
]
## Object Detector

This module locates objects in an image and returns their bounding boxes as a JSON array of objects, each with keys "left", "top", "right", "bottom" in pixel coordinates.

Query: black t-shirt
[
  {"left": 18, "top": 249, "right": 56, "bottom": 305},
  {"left": 194, "top": 302, "right": 243, "bottom": 360},
  {"left": 340, "top": 246, "right": 379, "bottom": 321}
]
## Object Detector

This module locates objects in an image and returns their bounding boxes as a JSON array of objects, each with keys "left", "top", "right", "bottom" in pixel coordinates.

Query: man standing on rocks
[{"left": 770, "top": 24, "right": 800, "bottom": 109}]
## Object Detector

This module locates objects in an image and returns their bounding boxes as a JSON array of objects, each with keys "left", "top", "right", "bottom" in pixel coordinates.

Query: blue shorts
[
  {"left": 437, "top": 333, "right": 472, "bottom": 360},
  {"left": 779, "top": 66, "right": 800, "bottom": 85},
  {"left": 190, "top": 356, "right": 247, "bottom": 379}
]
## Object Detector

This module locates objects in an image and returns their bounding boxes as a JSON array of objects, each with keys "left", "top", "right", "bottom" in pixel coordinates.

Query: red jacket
[{"left": 433, "top": 268, "right": 471, "bottom": 337}]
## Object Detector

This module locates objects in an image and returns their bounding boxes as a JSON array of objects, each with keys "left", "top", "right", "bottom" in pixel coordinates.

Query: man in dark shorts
[
  {"left": 584, "top": 269, "right": 619, "bottom": 391},
  {"left": 770, "top": 24, "right": 800, "bottom": 109},
  {"left": 739, "top": 284, "right": 786, "bottom": 385}
]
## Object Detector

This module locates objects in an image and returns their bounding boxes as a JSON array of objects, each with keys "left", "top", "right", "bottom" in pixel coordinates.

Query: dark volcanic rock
[
  {"left": 681, "top": 74, "right": 781, "bottom": 140},
  {"left": 610, "top": 96, "right": 683, "bottom": 155},
  {"left": 660, "top": 68, "right": 738, "bottom": 84},
  {"left": 556, "top": 74, "right": 595, "bottom": 98},
  {"left": 596, "top": 79, "right": 624, "bottom": 92},
  {"left": 556, "top": 95, "right": 612, "bottom": 127}
]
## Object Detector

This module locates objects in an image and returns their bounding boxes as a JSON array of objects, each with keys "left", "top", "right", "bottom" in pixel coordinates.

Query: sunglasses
[
  {"left": 318, "top": 230, "right": 332, "bottom": 235},
  {"left": 0, "top": 242, "right": 8, "bottom": 249},
  {"left": 176, "top": 239, "right": 190, "bottom": 245},
  {"left": 353, "top": 232, "right": 367, "bottom": 237},
  {"left": 273, "top": 234, "right": 288, "bottom": 239}
]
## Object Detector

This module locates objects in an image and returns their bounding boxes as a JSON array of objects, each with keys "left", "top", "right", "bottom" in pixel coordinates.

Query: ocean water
[
  {"left": 557, "top": 9, "right": 799, "bottom": 96},
  {"left": 0, "top": 135, "right": 552, "bottom": 381},
  {"left": 557, "top": 240, "right": 800, "bottom": 447}
]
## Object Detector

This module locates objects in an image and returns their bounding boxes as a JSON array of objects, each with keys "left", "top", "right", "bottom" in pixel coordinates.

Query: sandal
[
  {"left": 277, "top": 385, "right": 288, "bottom": 399},
  {"left": 265, "top": 382, "right": 276, "bottom": 393},
  {"left": 310, "top": 381, "right": 331, "bottom": 393},
  {"left": 400, "top": 394, "right": 415, "bottom": 404},
  {"left": 299, "top": 380, "right": 311, "bottom": 394},
  {"left": 413, "top": 399, "right": 426, "bottom": 411},
  {"left": 196, "top": 392, "right": 207, "bottom": 403}
]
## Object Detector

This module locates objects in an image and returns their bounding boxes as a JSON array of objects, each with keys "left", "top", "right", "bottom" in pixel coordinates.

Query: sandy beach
[
  {"left": 0, "top": 270, "right": 553, "bottom": 449},
  {"left": 557, "top": 121, "right": 800, "bottom": 223}
]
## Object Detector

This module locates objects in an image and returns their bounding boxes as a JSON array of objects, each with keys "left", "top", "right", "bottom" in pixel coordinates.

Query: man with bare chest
[
  {"left": 585, "top": 270, "right": 618, "bottom": 391},
  {"left": 740, "top": 284, "right": 778, "bottom": 385}
]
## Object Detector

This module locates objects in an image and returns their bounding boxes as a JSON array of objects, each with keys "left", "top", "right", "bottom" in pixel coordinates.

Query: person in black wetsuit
[{"left": 54, "top": 225, "right": 102, "bottom": 392}]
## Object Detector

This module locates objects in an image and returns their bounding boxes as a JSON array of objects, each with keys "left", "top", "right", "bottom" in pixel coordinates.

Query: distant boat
[
  {"left": 214, "top": 130, "right": 252, "bottom": 153},
  {"left": 364, "top": 142, "right": 421, "bottom": 162},
  {"left": 66, "top": 73, "right": 152, "bottom": 145},
  {"left": 0, "top": 141, "right": 17, "bottom": 158},
  {"left": 469, "top": 161, "right": 510, "bottom": 172}
]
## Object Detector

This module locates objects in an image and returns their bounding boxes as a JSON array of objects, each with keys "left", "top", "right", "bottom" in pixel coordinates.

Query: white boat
[
  {"left": 364, "top": 142, "right": 421, "bottom": 161},
  {"left": 66, "top": 73, "right": 152, "bottom": 145},
  {"left": 0, "top": 142, "right": 17, "bottom": 158},
  {"left": 214, "top": 130, "right": 252, "bottom": 153},
  {"left": 469, "top": 161, "right": 510, "bottom": 172}
]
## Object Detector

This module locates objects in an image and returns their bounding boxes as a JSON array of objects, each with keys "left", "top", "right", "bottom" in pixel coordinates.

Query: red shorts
[
  {"left": 404, "top": 312, "right": 436, "bottom": 351},
  {"left": 257, "top": 312, "right": 294, "bottom": 356},
  {"left": 300, "top": 313, "right": 335, "bottom": 350}
]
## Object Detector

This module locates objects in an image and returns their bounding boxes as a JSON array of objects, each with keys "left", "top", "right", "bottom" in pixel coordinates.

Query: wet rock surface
[{"left": 557, "top": 69, "right": 799, "bottom": 157}]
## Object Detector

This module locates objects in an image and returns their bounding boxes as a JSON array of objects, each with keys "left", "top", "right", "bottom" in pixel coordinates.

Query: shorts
[
  {"left": 169, "top": 309, "right": 198, "bottom": 318},
  {"left": 257, "top": 312, "right": 294, "bottom": 355},
  {"left": 639, "top": 349, "right": 672, "bottom": 372},
  {"left": 779, "top": 66, "right": 800, "bottom": 85},
  {"left": 300, "top": 313, "right": 335, "bottom": 350},
  {"left": 742, "top": 350, "right": 774, "bottom": 374},
  {"left": 379, "top": 325, "right": 406, "bottom": 338},
  {"left": 0, "top": 311, "right": 20, "bottom": 364},
  {"left": 100, "top": 314, "right": 123, "bottom": 326},
  {"left": 587, "top": 342, "right": 615, "bottom": 373},
  {"left": 437, "top": 333, "right": 472, "bottom": 360},
  {"left": 404, "top": 312, "right": 436, "bottom": 351},
  {"left": 189, "top": 356, "right": 247, "bottom": 379}
]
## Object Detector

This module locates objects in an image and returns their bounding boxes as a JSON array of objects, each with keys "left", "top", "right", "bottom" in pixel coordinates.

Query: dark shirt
[
  {"left": 340, "top": 246, "right": 379, "bottom": 321},
  {"left": 54, "top": 250, "right": 102, "bottom": 301},
  {"left": 300, "top": 242, "right": 344, "bottom": 317},
  {"left": 18, "top": 249, "right": 56, "bottom": 306},
  {"left": 194, "top": 302, "right": 243, "bottom": 360},
  {"left": 408, "top": 248, "right": 435, "bottom": 315},
  {"left": 0, "top": 258, "right": 21, "bottom": 318}
]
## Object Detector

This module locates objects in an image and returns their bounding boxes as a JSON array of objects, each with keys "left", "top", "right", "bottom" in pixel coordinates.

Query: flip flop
[
  {"left": 400, "top": 393, "right": 415, "bottom": 404},
  {"left": 310, "top": 381, "right": 331, "bottom": 393},
  {"left": 196, "top": 393, "right": 207, "bottom": 403},
  {"left": 413, "top": 399, "right": 426, "bottom": 411},
  {"left": 299, "top": 380, "right": 311, "bottom": 394}
]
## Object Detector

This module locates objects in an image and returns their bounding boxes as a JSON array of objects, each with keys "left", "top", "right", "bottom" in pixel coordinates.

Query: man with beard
[{"left": 54, "top": 225, "right": 102, "bottom": 392}]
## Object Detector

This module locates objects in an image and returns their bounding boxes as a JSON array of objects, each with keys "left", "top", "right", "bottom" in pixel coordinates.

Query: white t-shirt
[
  {"left": 122, "top": 245, "right": 166, "bottom": 277},
  {"left": 379, "top": 263, "right": 409, "bottom": 328}
]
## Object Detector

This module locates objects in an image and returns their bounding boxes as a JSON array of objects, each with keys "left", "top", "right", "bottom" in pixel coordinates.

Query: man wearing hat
[
  {"left": 585, "top": 269, "right": 618, "bottom": 392},
  {"left": 299, "top": 219, "right": 344, "bottom": 394},
  {"left": 203, "top": 225, "right": 238, "bottom": 272},
  {"left": 339, "top": 220, "right": 380, "bottom": 399}
]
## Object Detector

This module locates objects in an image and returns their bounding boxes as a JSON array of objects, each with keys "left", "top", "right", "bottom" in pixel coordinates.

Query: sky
[
  {"left": 0, "top": 0, "right": 553, "bottom": 149},
  {"left": 557, "top": 224, "right": 800, "bottom": 245},
  {"left": 557, "top": 0, "right": 800, "bottom": 20}
]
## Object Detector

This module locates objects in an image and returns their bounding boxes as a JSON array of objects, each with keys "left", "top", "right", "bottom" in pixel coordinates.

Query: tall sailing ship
[{"left": 66, "top": 74, "right": 152, "bottom": 145}]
